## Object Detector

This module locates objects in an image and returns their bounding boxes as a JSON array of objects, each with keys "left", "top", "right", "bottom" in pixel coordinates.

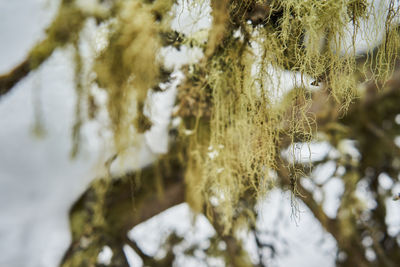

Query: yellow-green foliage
[
  {"left": 180, "top": 0, "right": 400, "bottom": 233},
  {"left": 93, "top": 0, "right": 174, "bottom": 151},
  {"left": 62, "top": 0, "right": 400, "bottom": 233},
  {"left": 185, "top": 37, "right": 281, "bottom": 232}
]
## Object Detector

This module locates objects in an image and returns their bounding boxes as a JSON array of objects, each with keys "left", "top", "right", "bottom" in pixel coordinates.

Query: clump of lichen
[
  {"left": 60, "top": 0, "right": 399, "bottom": 233},
  {"left": 177, "top": 0, "right": 400, "bottom": 233},
  {"left": 93, "top": 0, "right": 174, "bottom": 151}
]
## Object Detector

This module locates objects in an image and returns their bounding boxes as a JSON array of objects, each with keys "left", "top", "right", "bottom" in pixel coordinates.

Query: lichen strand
[
  {"left": 184, "top": 32, "right": 279, "bottom": 233},
  {"left": 368, "top": 0, "right": 400, "bottom": 85},
  {"left": 259, "top": 0, "right": 368, "bottom": 106},
  {"left": 93, "top": 0, "right": 174, "bottom": 151},
  {"left": 180, "top": 0, "right": 400, "bottom": 233}
]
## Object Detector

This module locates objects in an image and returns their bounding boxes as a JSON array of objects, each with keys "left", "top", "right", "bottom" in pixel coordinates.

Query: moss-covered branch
[
  {"left": 60, "top": 155, "right": 185, "bottom": 266},
  {"left": 0, "top": 0, "right": 88, "bottom": 98}
]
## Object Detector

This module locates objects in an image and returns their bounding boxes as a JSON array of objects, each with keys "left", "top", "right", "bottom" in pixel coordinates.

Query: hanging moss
[
  {"left": 175, "top": 0, "right": 400, "bottom": 233},
  {"left": 93, "top": 0, "right": 174, "bottom": 151},
  {"left": 40, "top": 0, "right": 400, "bottom": 233}
]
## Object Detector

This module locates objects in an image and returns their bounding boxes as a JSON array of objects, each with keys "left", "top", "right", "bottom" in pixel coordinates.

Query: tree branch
[
  {"left": 0, "top": 0, "right": 86, "bottom": 98},
  {"left": 60, "top": 155, "right": 185, "bottom": 266}
]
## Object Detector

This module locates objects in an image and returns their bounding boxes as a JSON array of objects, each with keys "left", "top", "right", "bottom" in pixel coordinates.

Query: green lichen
[
  {"left": 178, "top": 0, "right": 400, "bottom": 233},
  {"left": 53, "top": 0, "right": 400, "bottom": 233}
]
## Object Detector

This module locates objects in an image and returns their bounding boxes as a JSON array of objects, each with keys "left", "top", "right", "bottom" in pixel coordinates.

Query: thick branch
[{"left": 60, "top": 156, "right": 185, "bottom": 266}]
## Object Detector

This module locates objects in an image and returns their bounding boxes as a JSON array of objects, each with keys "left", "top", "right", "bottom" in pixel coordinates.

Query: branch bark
[{"left": 60, "top": 156, "right": 185, "bottom": 266}]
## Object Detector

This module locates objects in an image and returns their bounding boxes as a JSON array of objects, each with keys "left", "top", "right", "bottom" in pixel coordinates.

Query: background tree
[{"left": 1, "top": 0, "right": 400, "bottom": 266}]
